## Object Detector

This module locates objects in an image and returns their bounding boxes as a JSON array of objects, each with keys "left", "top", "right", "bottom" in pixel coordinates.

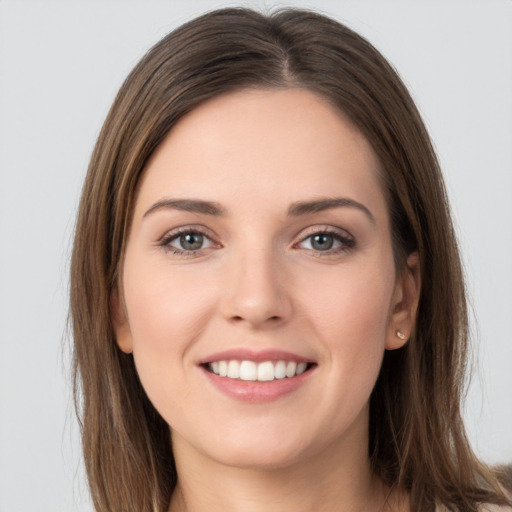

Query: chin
[
  {"left": 173, "top": 419, "right": 316, "bottom": 472},
  {"left": 210, "top": 441, "right": 308, "bottom": 471}
]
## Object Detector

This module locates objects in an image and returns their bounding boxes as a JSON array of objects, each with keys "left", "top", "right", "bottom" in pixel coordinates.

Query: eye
[
  {"left": 297, "top": 229, "right": 355, "bottom": 254},
  {"left": 161, "top": 229, "right": 215, "bottom": 254},
  {"left": 303, "top": 233, "right": 338, "bottom": 251}
]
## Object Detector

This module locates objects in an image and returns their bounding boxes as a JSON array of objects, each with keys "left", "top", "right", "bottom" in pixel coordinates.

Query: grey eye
[
  {"left": 300, "top": 233, "right": 341, "bottom": 251},
  {"left": 310, "top": 234, "right": 334, "bottom": 251},
  {"left": 179, "top": 233, "right": 204, "bottom": 250},
  {"left": 167, "top": 231, "right": 213, "bottom": 252}
]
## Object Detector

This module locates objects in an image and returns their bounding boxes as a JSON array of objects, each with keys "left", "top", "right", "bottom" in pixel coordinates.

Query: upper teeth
[{"left": 209, "top": 360, "right": 308, "bottom": 381}]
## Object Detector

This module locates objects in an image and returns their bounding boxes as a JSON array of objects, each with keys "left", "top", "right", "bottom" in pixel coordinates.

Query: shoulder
[
  {"left": 436, "top": 505, "right": 512, "bottom": 512},
  {"left": 479, "top": 506, "right": 512, "bottom": 512}
]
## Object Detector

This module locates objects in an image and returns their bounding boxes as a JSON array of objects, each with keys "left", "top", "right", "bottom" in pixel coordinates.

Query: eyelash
[
  {"left": 159, "top": 227, "right": 216, "bottom": 256},
  {"left": 295, "top": 227, "right": 355, "bottom": 255},
  {"left": 159, "top": 226, "right": 355, "bottom": 257}
]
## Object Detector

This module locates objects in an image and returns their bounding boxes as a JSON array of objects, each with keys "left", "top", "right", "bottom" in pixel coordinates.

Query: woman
[{"left": 70, "top": 7, "right": 512, "bottom": 512}]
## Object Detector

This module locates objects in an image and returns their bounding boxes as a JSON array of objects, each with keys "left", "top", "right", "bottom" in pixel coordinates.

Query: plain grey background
[{"left": 0, "top": 1, "right": 511, "bottom": 511}]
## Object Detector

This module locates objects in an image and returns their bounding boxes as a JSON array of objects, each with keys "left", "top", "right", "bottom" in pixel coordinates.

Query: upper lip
[{"left": 197, "top": 348, "right": 314, "bottom": 365}]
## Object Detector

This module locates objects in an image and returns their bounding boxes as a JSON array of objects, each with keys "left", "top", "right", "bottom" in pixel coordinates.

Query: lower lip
[{"left": 201, "top": 366, "right": 314, "bottom": 403}]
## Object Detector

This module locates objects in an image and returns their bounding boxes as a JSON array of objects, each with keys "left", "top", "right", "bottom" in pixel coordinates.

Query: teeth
[
  {"left": 227, "top": 360, "right": 240, "bottom": 379},
  {"left": 208, "top": 359, "right": 311, "bottom": 381},
  {"left": 218, "top": 360, "right": 228, "bottom": 377},
  {"left": 240, "top": 361, "right": 257, "bottom": 381},
  {"left": 285, "top": 361, "right": 297, "bottom": 378},
  {"left": 296, "top": 362, "right": 307, "bottom": 375},
  {"left": 257, "top": 361, "right": 274, "bottom": 381},
  {"left": 274, "top": 360, "right": 287, "bottom": 379}
]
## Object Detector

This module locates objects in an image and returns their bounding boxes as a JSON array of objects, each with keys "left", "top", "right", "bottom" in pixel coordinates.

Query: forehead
[{"left": 135, "top": 87, "right": 387, "bottom": 220}]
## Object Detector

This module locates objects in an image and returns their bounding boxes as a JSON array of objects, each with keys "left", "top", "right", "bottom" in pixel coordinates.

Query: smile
[
  {"left": 207, "top": 360, "right": 310, "bottom": 381},
  {"left": 199, "top": 349, "right": 316, "bottom": 402}
]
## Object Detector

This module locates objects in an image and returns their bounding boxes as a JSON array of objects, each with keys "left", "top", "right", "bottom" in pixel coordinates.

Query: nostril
[{"left": 229, "top": 314, "right": 282, "bottom": 325}]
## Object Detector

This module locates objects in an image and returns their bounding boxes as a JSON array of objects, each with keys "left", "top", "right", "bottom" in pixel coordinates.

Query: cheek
[
  {"left": 124, "top": 256, "right": 216, "bottom": 349},
  {"left": 297, "top": 257, "right": 395, "bottom": 375},
  {"left": 122, "top": 255, "right": 219, "bottom": 405},
  {"left": 296, "top": 260, "right": 394, "bottom": 425},
  {"left": 303, "top": 261, "right": 393, "bottom": 334}
]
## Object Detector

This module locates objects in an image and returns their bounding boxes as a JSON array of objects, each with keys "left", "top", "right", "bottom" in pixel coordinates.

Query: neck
[{"left": 168, "top": 424, "right": 401, "bottom": 512}]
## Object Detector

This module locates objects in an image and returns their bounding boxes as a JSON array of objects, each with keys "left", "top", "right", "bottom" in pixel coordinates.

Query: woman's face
[{"left": 114, "top": 88, "right": 417, "bottom": 470}]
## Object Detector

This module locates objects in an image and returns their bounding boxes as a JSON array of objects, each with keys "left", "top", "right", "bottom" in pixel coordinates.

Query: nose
[{"left": 219, "top": 247, "right": 293, "bottom": 329}]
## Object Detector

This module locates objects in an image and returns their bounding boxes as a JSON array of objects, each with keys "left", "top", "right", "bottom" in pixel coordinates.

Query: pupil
[
  {"left": 312, "top": 234, "right": 333, "bottom": 251},
  {"left": 181, "top": 233, "right": 203, "bottom": 250}
]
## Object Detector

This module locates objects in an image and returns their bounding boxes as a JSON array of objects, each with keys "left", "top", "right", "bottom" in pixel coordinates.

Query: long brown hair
[{"left": 70, "top": 7, "right": 511, "bottom": 512}]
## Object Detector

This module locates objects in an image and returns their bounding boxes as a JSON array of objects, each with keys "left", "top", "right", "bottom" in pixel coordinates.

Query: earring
[{"left": 396, "top": 331, "right": 406, "bottom": 340}]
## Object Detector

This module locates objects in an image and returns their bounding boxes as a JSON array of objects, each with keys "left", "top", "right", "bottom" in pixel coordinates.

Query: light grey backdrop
[{"left": 0, "top": 1, "right": 511, "bottom": 511}]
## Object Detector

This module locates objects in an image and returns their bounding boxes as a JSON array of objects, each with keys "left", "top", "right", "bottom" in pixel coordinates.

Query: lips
[{"left": 198, "top": 349, "right": 316, "bottom": 402}]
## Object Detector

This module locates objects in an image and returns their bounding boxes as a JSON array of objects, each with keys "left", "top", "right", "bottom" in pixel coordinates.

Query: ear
[
  {"left": 111, "top": 287, "right": 134, "bottom": 354},
  {"left": 386, "top": 252, "right": 421, "bottom": 350}
]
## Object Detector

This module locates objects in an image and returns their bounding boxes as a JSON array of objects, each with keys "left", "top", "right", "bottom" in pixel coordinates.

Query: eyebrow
[
  {"left": 143, "top": 196, "right": 375, "bottom": 225},
  {"left": 143, "top": 198, "right": 226, "bottom": 218},
  {"left": 287, "top": 197, "right": 376, "bottom": 225}
]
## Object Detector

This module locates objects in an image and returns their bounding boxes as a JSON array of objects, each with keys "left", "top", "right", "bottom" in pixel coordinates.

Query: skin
[{"left": 113, "top": 88, "right": 420, "bottom": 512}]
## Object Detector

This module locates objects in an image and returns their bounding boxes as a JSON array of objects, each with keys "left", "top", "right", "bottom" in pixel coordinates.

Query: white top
[{"left": 437, "top": 505, "right": 512, "bottom": 511}]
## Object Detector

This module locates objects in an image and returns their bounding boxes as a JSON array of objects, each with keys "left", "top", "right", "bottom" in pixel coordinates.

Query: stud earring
[{"left": 396, "top": 331, "right": 406, "bottom": 340}]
